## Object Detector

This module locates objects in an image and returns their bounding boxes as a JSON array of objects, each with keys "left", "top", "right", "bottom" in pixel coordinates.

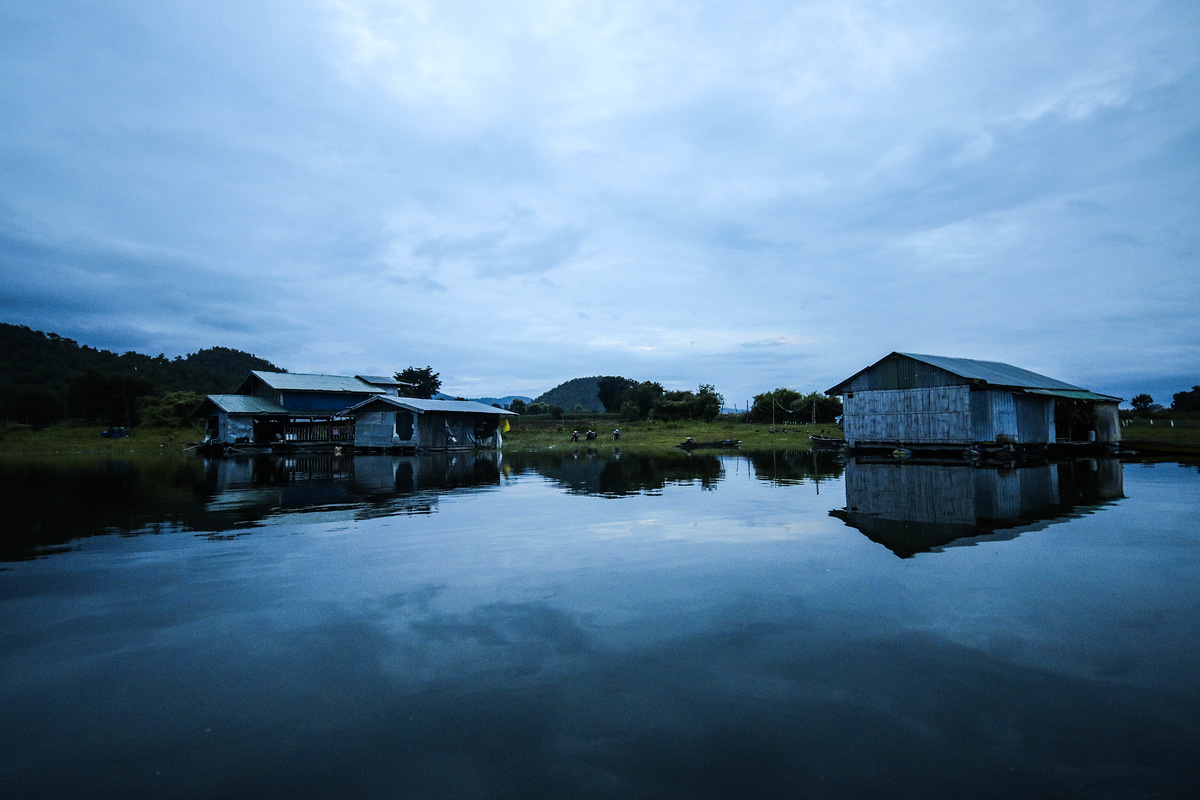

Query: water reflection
[
  {"left": 2, "top": 450, "right": 1129, "bottom": 562},
  {"left": 202, "top": 452, "right": 503, "bottom": 525},
  {"left": 831, "top": 457, "right": 1125, "bottom": 557},
  {"left": 2, "top": 451, "right": 1198, "bottom": 797},
  {"left": 500, "top": 449, "right": 844, "bottom": 497},
  {"left": 2, "top": 450, "right": 845, "bottom": 560}
]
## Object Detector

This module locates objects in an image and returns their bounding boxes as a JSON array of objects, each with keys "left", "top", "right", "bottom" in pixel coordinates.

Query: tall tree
[
  {"left": 1172, "top": 386, "right": 1200, "bottom": 412},
  {"left": 1130, "top": 394, "right": 1155, "bottom": 412},
  {"left": 394, "top": 366, "right": 441, "bottom": 399},
  {"left": 597, "top": 376, "right": 638, "bottom": 413}
]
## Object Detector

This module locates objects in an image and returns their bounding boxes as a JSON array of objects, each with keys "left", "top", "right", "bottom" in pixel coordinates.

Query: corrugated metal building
[
  {"left": 195, "top": 395, "right": 292, "bottom": 446},
  {"left": 826, "top": 352, "right": 1121, "bottom": 451},
  {"left": 348, "top": 396, "right": 517, "bottom": 451},
  {"left": 198, "top": 372, "right": 383, "bottom": 448}
]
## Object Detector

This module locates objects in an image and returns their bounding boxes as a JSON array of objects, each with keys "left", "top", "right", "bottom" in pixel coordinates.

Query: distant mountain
[
  {"left": 429, "top": 393, "right": 528, "bottom": 407},
  {"left": 475, "top": 395, "right": 533, "bottom": 408},
  {"left": 535, "top": 377, "right": 604, "bottom": 412},
  {"left": 433, "top": 393, "right": 533, "bottom": 408}
]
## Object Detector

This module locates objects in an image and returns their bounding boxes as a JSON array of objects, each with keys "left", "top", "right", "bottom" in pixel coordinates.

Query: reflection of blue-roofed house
[
  {"left": 826, "top": 352, "right": 1121, "bottom": 455},
  {"left": 348, "top": 395, "right": 517, "bottom": 451},
  {"left": 198, "top": 371, "right": 384, "bottom": 449}
]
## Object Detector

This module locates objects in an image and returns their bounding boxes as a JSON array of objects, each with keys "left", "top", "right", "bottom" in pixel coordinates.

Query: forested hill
[
  {"left": 535, "top": 377, "right": 604, "bottom": 412},
  {"left": 0, "top": 323, "right": 283, "bottom": 426}
]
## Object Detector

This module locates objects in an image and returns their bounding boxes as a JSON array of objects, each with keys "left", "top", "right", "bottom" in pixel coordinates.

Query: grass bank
[
  {"left": 504, "top": 417, "right": 842, "bottom": 453},
  {"left": 0, "top": 419, "right": 841, "bottom": 456},
  {"left": 1118, "top": 412, "right": 1200, "bottom": 447},
  {"left": 0, "top": 422, "right": 205, "bottom": 458},
  {"left": 15, "top": 413, "right": 1194, "bottom": 458}
]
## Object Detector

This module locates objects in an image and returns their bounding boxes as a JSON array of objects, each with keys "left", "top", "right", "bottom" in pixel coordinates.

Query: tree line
[
  {"left": 512, "top": 375, "right": 843, "bottom": 424},
  {"left": 1, "top": 324, "right": 847, "bottom": 429},
  {"left": 0, "top": 323, "right": 282, "bottom": 428},
  {"left": 1129, "top": 389, "right": 1200, "bottom": 413}
]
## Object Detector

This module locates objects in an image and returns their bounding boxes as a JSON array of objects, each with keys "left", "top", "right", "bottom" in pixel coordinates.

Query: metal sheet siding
[
  {"left": 280, "top": 391, "right": 374, "bottom": 413},
  {"left": 354, "top": 411, "right": 397, "bottom": 448},
  {"left": 1014, "top": 394, "right": 1055, "bottom": 444},
  {"left": 970, "top": 390, "right": 1018, "bottom": 442}
]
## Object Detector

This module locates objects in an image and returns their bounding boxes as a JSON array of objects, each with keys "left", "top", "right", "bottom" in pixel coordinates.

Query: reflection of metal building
[
  {"left": 201, "top": 452, "right": 503, "bottom": 524},
  {"left": 832, "top": 458, "right": 1123, "bottom": 557},
  {"left": 826, "top": 352, "right": 1121, "bottom": 454}
]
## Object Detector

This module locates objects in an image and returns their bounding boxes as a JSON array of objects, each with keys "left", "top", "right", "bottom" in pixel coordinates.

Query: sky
[{"left": 2, "top": 1, "right": 1197, "bottom": 408}]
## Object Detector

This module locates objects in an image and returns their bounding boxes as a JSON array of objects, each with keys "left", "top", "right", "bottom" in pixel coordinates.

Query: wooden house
[
  {"left": 826, "top": 352, "right": 1121, "bottom": 453},
  {"left": 198, "top": 371, "right": 383, "bottom": 449},
  {"left": 348, "top": 395, "right": 517, "bottom": 451}
]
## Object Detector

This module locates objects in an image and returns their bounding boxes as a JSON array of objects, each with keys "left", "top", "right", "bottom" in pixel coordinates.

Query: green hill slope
[{"left": 535, "top": 377, "right": 604, "bottom": 412}]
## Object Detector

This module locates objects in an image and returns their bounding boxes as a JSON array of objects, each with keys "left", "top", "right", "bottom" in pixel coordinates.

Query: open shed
[
  {"left": 197, "top": 395, "right": 291, "bottom": 446},
  {"left": 348, "top": 396, "right": 517, "bottom": 451},
  {"left": 826, "top": 352, "right": 1121, "bottom": 453}
]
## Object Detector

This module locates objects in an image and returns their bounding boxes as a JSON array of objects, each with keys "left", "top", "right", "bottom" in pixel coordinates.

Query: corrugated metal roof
[
  {"left": 827, "top": 352, "right": 1120, "bottom": 400},
  {"left": 201, "top": 395, "right": 290, "bottom": 414},
  {"left": 356, "top": 374, "right": 402, "bottom": 386},
  {"left": 247, "top": 371, "right": 384, "bottom": 393},
  {"left": 896, "top": 353, "right": 1087, "bottom": 390},
  {"left": 349, "top": 396, "right": 517, "bottom": 415},
  {"left": 1025, "top": 388, "right": 1122, "bottom": 403}
]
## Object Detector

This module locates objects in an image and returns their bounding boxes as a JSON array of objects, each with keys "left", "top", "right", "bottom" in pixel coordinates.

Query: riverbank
[
  {"left": 6, "top": 415, "right": 1197, "bottom": 458},
  {"left": 503, "top": 418, "right": 843, "bottom": 453},
  {"left": 0, "top": 422, "right": 205, "bottom": 457},
  {"left": 0, "top": 419, "right": 844, "bottom": 456}
]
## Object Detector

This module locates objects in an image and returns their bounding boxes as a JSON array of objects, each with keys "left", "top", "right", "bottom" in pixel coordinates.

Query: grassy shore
[
  {"left": 504, "top": 417, "right": 843, "bottom": 453},
  {"left": 0, "top": 422, "right": 206, "bottom": 457},
  {"left": 0, "top": 418, "right": 841, "bottom": 456},
  {"left": 1117, "top": 413, "right": 1200, "bottom": 446},
  {"left": 4, "top": 412, "right": 1196, "bottom": 457}
]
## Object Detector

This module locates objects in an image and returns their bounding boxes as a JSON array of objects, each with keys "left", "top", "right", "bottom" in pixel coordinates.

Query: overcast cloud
[{"left": 2, "top": 0, "right": 1197, "bottom": 405}]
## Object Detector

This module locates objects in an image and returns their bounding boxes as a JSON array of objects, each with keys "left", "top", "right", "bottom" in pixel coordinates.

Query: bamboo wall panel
[{"left": 844, "top": 386, "right": 971, "bottom": 444}]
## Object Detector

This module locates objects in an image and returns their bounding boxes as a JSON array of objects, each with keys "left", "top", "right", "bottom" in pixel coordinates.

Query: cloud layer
[{"left": 2, "top": 0, "right": 1197, "bottom": 403}]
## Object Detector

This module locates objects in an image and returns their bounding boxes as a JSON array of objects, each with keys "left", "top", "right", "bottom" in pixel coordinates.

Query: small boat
[
  {"left": 809, "top": 435, "right": 846, "bottom": 450},
  {"left": 677, "top": 438, "right": 741, "bottom": 450}
]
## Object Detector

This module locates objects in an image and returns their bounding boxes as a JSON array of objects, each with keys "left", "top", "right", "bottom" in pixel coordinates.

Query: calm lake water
[{"left": 2, "top": 450, "right": 1198, "bottom": 799}]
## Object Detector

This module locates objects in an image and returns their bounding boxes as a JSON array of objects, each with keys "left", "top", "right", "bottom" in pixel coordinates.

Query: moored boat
[{"left": 677, "top": 438, "right": 741, "bottom": 450}]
